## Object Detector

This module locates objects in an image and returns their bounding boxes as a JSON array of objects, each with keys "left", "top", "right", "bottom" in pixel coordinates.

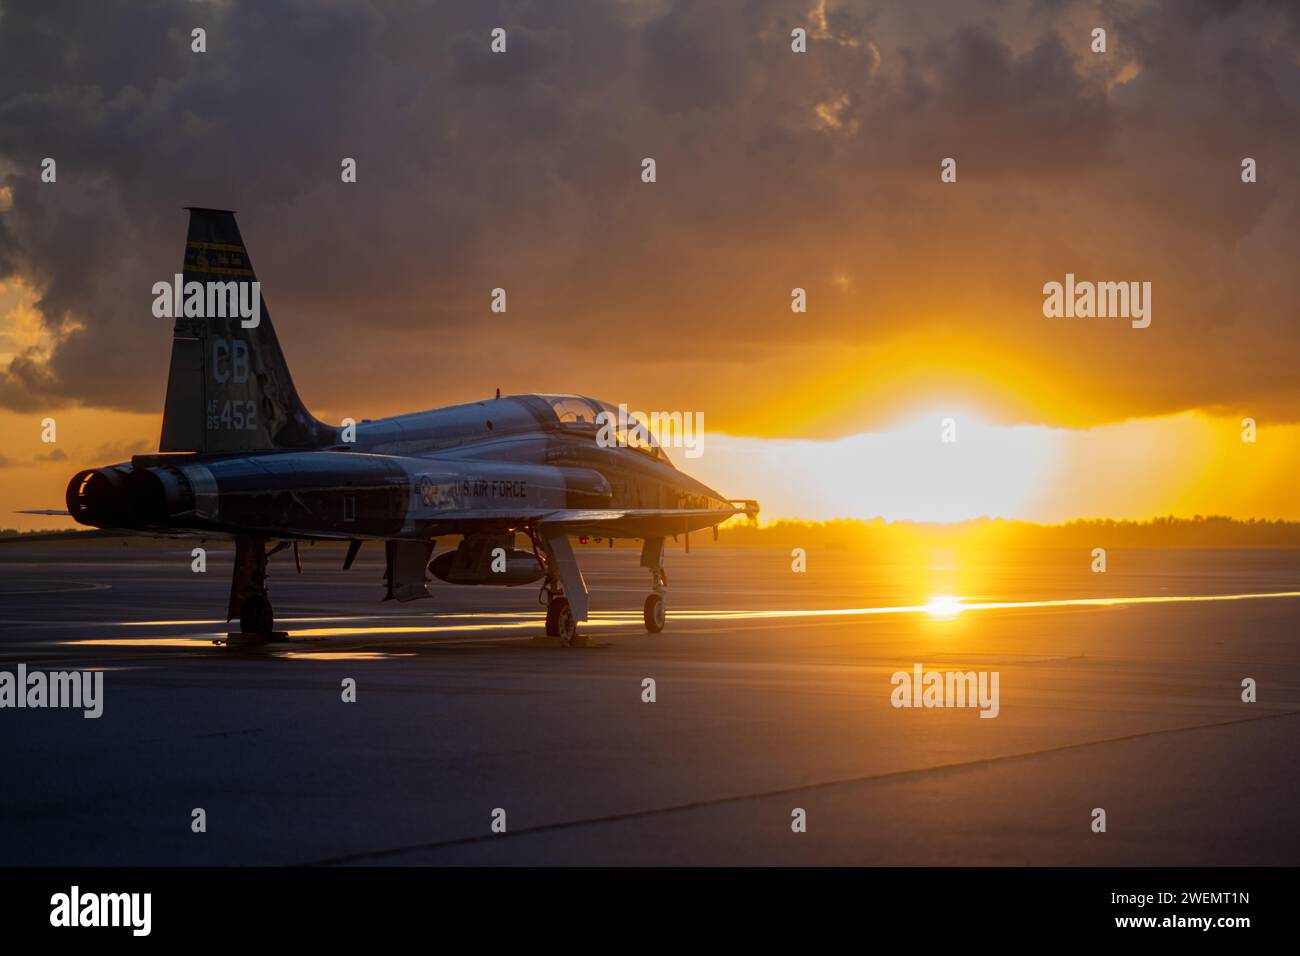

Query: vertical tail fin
[{"left": 159, "top": 208, "right": 334, "bottom": 453}]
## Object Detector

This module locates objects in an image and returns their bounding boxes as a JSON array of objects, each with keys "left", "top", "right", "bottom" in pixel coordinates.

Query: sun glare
[
  {"left": 924, "top": 595, "right": 964, "bottom": 618},
  {"left": 684, "top": 406, "right": 1066, "bottom": 525}
]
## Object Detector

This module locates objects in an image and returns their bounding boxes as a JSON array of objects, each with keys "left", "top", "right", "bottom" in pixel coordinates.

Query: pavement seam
[{"left": 304, "top": 707, "right": 1300, "bottom": 866}]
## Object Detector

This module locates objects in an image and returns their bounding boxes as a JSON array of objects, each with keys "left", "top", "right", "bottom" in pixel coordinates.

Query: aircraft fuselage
[{"left": 69, "top": 394, "right": 734, "bottom": 542}]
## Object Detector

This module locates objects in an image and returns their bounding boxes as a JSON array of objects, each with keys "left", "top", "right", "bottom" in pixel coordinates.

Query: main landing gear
[
  {"left": 222, "top": 536, "right": 289, "bottom": 644},
  {"left": 239, "top": 592, "right": 275, "bottom": 634},
  {"left": 529, "top": 528, "right": 669, "bottom": 644},
  {"left": 529, "top": 524, "right": 590, "bottom": 647},
  {"left": 545, "top": 594, "right": 577, "bottom": 643}
]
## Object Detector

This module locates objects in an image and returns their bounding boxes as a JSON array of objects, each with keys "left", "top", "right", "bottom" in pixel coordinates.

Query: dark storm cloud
[{"left": 0, "top": 0, "right": 1297, "bottom": 433}]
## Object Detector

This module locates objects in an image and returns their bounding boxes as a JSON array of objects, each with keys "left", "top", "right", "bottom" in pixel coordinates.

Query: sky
[{"left": 2, "top": 0, "right": 1300, "bottom": 528}]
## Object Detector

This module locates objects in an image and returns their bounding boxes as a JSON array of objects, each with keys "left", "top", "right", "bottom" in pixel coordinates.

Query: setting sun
[{"left": 923, "top": 595, "right": 965, "bottom": 618}]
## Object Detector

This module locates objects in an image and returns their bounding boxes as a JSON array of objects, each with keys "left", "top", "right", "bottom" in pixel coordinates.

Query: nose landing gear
[
  {"left": 643, "top": 592, "right": 665, "bottom": 633},
  {"left": 640, "top": 536, "right": 667, "bottom": 634}
]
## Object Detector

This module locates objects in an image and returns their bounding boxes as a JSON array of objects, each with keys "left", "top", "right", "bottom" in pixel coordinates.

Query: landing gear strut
[
  {"left": 640, "top": 536, "right": 667, "bottom": 633},
  {"left": 225, "top": 536, "right": 285, "bottom": 642},
  {"left": 531, "top": 524, "right": 586, "bottom": 646}
]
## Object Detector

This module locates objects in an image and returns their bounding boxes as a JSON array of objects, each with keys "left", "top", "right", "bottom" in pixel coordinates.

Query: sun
[{"left": 924, "top": 595, "right": 964, "bottom": 618}]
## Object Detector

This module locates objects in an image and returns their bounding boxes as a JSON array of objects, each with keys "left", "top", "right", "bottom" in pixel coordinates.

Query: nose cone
[
  {"left": 673, "top": 467, "right": 758, "bottom": 519},
  {"left": 676, "top": 470, "right": 732, "bottom": 510}
]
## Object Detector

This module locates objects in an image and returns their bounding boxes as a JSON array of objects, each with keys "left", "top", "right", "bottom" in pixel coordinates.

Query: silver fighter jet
[{"left": 59, "top": 209, "right": 758, "bottom": 643}]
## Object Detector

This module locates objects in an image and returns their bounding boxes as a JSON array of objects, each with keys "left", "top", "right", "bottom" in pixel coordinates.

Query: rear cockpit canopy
[
  {"left": 542, "top": 395, "right": 605, "bottom": 427},
  {"left": 533, "top": 394, "right": 667, "bottom": 461}
]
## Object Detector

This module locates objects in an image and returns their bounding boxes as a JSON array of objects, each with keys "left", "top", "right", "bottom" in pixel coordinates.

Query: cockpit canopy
[
  {"left": 536, "top": 394, "right": 665, "bottom": 460},
  {"left": 544, "top": 395, "right": 605, "bottom": 427}
]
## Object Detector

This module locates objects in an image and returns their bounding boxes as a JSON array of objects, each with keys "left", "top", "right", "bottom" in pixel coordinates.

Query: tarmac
[{"left": 1, "top": 539, "right": 1298, "bottom": 865}]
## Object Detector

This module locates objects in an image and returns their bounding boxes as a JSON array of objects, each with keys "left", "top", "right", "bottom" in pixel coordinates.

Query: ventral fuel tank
[{"left": 428, "top": 535, "right": 545, "bottom": 587}]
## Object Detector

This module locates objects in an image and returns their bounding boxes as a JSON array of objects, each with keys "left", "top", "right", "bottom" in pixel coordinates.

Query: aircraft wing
[
  {"left": 534, "top": 506, "right": 754, "bottom": 538},
  {"left": 16, "top": 502, "right": 755, "bottom": 541},
  {"left": 424, "top": 504, "right": 754, "bottom": 539}
]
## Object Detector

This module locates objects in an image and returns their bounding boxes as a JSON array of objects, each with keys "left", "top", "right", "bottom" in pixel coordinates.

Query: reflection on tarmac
[
  {"left": 54, "top": 587, "right": 1300, "bottom": 648},
  {"left": 5, "top": 546, "right": 1300, "bottom": 865}
]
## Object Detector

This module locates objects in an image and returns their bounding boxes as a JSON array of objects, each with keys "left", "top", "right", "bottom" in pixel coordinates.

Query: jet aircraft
[{"left": 55, "top": 209, "right": 758, "bottom": 643}]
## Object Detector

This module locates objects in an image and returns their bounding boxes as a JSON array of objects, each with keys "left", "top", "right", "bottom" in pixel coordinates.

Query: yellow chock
[
  {"left": 528, "top": 635, "right": 568, "bottom": 647},
  {"left": 527, "top": 633, "right": 601, "bottom": 648}
]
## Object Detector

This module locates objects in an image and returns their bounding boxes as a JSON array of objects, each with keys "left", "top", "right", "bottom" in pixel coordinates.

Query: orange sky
[
  {"left": 3, "top": 402, "right": 1298, "bottom": 532},
  {"left": 2, "top": 2, "right": 1300, "bottom": 530}
]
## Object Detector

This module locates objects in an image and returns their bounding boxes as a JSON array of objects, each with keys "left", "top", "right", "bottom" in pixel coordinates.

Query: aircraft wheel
[
  {"left": 551, "top": 597, "right": 577, "bottom": 644},
  {"left": 545, "top": 596, "right": 560, "bottom": 636},
  {"left": 240, "top": 594, "right": 274, "bottom": 634},
  {"left": 643, "top": 593, "right": 666, "bottom": 633}
]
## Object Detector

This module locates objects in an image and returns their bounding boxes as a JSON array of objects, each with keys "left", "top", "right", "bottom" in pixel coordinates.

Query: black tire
[
  {"left": 545, "top": 597, "right": 560, "bottom": 636},
  {"left": 643, "top": 593, "right": 665, "bottom": 633},
  {"left": 552, "top": 597, "right": 577, "bottom": 643},
  {"left": 240, "top": 594, "right": 274, "bottom": 634}
]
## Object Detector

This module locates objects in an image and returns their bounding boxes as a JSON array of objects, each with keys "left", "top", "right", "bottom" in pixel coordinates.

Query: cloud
[
  {"left": 90, "top": 437, "right": 152, "bottom": 461},
  {"left": 0, "top": 0, "right": 1298, "bottom": 436}
]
